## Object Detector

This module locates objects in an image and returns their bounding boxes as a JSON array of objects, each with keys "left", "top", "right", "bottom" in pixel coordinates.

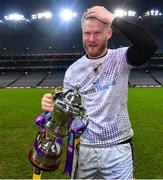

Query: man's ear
[{"left": 107, "top": 28, "right": 113, "bottom": 40}]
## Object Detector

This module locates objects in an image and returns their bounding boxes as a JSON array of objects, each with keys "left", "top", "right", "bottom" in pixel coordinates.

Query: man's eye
[
  {"left": 96, "top": 32, "right": 102, "bottom": 35},
  {"left": 84, "top": 32, "right": 90, "bottom": 35}
]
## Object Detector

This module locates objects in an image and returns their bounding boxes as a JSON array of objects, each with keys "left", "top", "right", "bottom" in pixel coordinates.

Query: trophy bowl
[{"left": 28, "top": 131, "right": 62, "bottom": 171}]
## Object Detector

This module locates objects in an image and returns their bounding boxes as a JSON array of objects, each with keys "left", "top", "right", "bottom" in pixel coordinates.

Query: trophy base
[{"left": 28, "top": 149, "right": 60, "bottom": 171}]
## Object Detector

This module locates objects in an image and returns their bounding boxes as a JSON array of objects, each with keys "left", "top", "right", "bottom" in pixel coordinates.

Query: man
[{"left": 41, "top": 6, "right": 157, "bottom": 179}]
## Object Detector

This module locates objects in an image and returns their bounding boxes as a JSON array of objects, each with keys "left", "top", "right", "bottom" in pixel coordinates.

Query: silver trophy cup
[{"left": 28, "top": 89, "right": 88, "bottom": 171}]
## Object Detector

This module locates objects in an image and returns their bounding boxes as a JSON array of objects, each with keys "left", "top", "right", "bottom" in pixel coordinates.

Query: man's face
[{"left": 82, "top": 18, "right": 112, "bottom": 58}]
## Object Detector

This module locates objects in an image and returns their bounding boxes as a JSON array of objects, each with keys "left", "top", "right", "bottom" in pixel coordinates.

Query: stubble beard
[{"left": 83, "top": 40, "right": 108, "bottom": 58}]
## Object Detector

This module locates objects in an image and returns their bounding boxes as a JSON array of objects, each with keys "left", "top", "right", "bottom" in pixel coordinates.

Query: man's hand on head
[{"left": 85, "top": 6, "right": 117, "bottom": 25}]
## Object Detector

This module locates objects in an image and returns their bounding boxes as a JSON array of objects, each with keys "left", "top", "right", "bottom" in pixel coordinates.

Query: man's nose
[{"left": 89, "top": 34, "right": 96, "bottom": 41}]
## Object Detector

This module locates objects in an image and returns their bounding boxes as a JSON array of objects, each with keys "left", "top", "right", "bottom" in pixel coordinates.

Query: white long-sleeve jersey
[{"left": 64, "top": 47, "right": 134, "bottom": 147}]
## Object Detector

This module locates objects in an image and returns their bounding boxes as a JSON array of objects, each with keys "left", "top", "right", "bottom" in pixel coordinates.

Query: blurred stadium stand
[{"left": 0, "top": 51, "right": 162, "bottom": 88}]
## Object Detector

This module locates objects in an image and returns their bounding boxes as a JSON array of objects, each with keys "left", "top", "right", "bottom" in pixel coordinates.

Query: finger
[
  {"left": 87, "top": 6, "right": 100, "bottom": 13},
  {"left": 85, "top": 11, "right": 96, "bottom": 18},
  {"left": 85, "top": 12, "right": 107, "bottom": 25},
  {"left": 42, "top": 94, "right": 53, "bottom": 102},
  {"left": 42, "top": 97, "right": 53, "bottom": 104},
  {"left": 42, "top": 106, "right": 54, "bottom": 112},
  {"left": 41, "top": 100, "right": 54, "bottom": 107},
  {"left": 44, "top": 93, "right": 53, "bottom": 99},
  {"left": 41, "top": 103, "right": 54, "bottom": 112}
]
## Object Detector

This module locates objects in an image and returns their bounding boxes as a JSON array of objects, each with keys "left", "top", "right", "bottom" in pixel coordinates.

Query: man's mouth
[{"left": 88, "top": 44, "right": 98, "bottom": 48}]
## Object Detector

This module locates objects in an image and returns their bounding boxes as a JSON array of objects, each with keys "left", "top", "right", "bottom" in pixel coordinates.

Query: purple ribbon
[
  {"left": 56, "top": 137, "right": 63, "bottom": 145},
  {"left": 64, "top": 117, "right": 88, "bottom": 176},
  {"left": 64, "top": 132, "right": 75, "bottom": 176},
  {"left": 35, "top": 112, "right": 52, "bottom": 127},
  {"left": 34, "top": 139, "right": 44, "bottom": 157}
]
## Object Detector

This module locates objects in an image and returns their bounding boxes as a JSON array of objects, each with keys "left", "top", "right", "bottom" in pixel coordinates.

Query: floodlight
[
  {"left": 144, "top": 10, "right": 162, "bottom": 16},
  {"left": 4, "top": 13, "right": 26, "bottom": 21},
  {"left": 114, "top": 9, "right": 136, "bottom": 17},
  {"left": 127, "top": 10, "right": 136, "bottom": 17},
  {"left": 0, "top": 20, "right": 3, "bottom": 23},
  {"left": 154, "top": 10, "right": 159, "bottom": 16},
  {"left": 114, "top": 9, "right": 127, "bottom": 17},
  {"left": 37, "top": 12, "right": 52, "bottom": 19},
  {"left": 150, "top": 10, "right": 155, "bottom": 16},
  {"left": 31, "top": 14, "right": 37, "bottom": 20},
  {"left": 31, "top": 11, "right": 52, "bottom": 20},
  {"left": 60, "top": 9, "right": 77, "bottom": 21},
  {"left": 145, "top": 11, "right": 150, "bottom": 16}
]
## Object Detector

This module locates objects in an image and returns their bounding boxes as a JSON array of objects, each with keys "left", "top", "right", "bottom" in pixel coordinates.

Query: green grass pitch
[{"left": 0, "top": 88, "right": 163, "bottom": 179}]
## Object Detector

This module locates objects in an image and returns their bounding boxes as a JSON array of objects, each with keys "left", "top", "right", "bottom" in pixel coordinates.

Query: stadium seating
[
  {"left": 129, "top": 69, "right": 161, "bottom": 87},
  {"left": 151, "top": 70, "right": 163, "bottom": 85},
  {"left": 8, "top": 71, "right": 47, "bottom": 88},
  {"left": 0, "top": 72, "right": 23, "bottom": 88},
  {"left": 0, "top": 68, "right": 162, "bottom": 88},
  {"left": 39, "top": 71, "right": 65, "bottom": 87}
]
